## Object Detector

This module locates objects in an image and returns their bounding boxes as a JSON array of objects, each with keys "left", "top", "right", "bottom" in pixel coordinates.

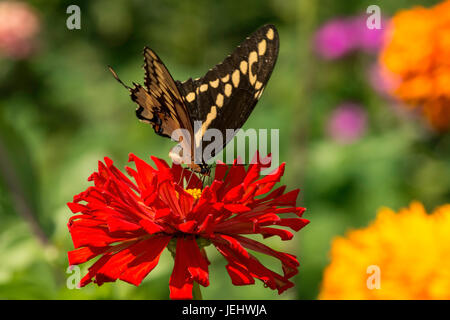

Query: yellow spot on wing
[
  {"left": 204, "top": 106, "right": 217, "bottom": 130},
  {"left": 258, "top": 39, "right": 267, "bottom": 56},
  {"left": 216, "top": 93, "right": 224, "bottom": 107},
  {"left": 240, "top": 61, "right": 248, "bottom": 75},
  {"left": 195, "top": 106, "right": 217, "bottom": 146},
  {"left": 200, "top": 84, "right": 208, "bottom": 92},
  {"left": 266, "top": 28, "right": 274, "bottom": 40},
  {"left": 210, "top": 79, "right": 219, "bottom": 88},
  {"left": 232, "top": 70, "right": 240, "bottom": 88},
  {"left": 255, "top": 81, "right": 263, "bottom": 90},
  {"left": 257, "top": 87, "right": 264, "bottom": 99},
  {"left": 224, "top": 83, "right": 232, "bottom": 97},
  {"left": 248, "top": 51, "right": 258, "bottom": 85},
  {"left": 221, "top": 74, "right": 230, "bottom": 83},
  {"left": 186, "top": 92, "right": 196, "bottom": 102}
]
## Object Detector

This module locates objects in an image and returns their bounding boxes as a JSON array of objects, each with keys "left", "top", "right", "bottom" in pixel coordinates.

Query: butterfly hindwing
[
  {"left": 176, "top": 24, "right": 279, "bottom": 160},
  {"left": 110, "top": 48, "right": 193, "bottom": 141}
]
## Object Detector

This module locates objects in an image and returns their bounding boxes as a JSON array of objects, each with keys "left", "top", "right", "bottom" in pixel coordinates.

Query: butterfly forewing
[{"left": 176, "top": 24, "right": 279, "bottom": 160}]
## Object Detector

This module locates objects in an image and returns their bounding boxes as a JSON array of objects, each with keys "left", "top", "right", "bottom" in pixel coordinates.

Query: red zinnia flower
[{"left": 67, "top": 153, "right": 309, "bottom": 299}]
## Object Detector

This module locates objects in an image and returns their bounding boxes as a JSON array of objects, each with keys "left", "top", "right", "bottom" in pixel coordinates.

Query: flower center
[{"left": 185, "top": 188, "right": 202, "bottom": 200}]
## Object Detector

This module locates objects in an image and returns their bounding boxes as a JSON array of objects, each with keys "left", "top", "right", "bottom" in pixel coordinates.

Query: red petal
[
  {"left": 259, "top": 227, "right": 294, "bottom": 240},
  {"left": 226, "top": 263, "right": 255, "bottom": 286},
  {"left": 106, "top": 216, "right": 141, "bottom": 233},
  {"left": 223, "top": 184, "right": 245, "bottom": 202},
  {"left": 253, "top": 163, "right": 286, "bottom": 196},
  {"left": 128, "top": 153, "right": 157, "bottom": 188},
  {"left": 151, "top": 156, "right": 174, "bottom": 183},
  {"left": 223, "top": 204, "right": 251, "bottom": 213},
  {"left": 105, "top": 157, "right": 139, "bottom": 192},
  {"left": 158, "top": 181, "right": 184, "bottom": 219},
  {"left": 233, "top": 235, "right": 299, "bottom": 278},
  {"left": 92, "top": 235, "right": 169, "bottom": 285},
  {"left": 214, "top": 162, "right": 229, "bottom": 181},
  {"left": 69, "top": 225, "right": 128, "bottom": 248},
  {"left": 169, "top": 238, "right": 193, "bottom": 300},
  {"left": 175, "top": 185, "right": 195, "bottom": 217},
  {"left": 215, "top": 242, "right": 295, "bottom": 294},
  {"left": 79, "top": 255, "right": 112, "bottom": 287},
  {"left": 119, "top": 235, "right": 171, "bottom": 285},
  {"left": 243, "top": 164, "right": 260, "bottom": 188},
  {"left": 177, "top": 220, "right": 197, "bottom": 233},
  {"left": 253, "top": 186, "right": 286, "bottom": 203},
  {"left": 268, "top": 189, "right": 299, "bottom": 206},
  {"left": 275, "top": 218, "right": 310, "bottom": 231},
  {"left": 183, "top": 237, "right": 209, "bottom": 287},
  {"left": 196, "top": 214, "right": 214, "bottom": 235},
  {"left": 212, "top": 234, "right": 250, "bottom": 259},
  {"left": 68, "top": 246, "right": 108, "bottom": 265},
  {"left": 139, "top": 219, "right": 164, "bottom": 234},
  {"left": 67, "top": 202, "right": 86, "bottom": 213}
]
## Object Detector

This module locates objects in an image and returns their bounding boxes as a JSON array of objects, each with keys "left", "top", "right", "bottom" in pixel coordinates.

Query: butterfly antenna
[
  {"left": 108, "top": 66, "right": 132, "bottom": 90},
  {"left": 186, "top": 170, "right": 195, "bottom": 189},
  {"left": 178, "top": 167, "right": 185, "bottom": 187}
]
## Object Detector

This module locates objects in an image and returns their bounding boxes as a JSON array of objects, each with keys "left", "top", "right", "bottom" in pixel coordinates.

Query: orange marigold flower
[
  {"left": 380, "top": 1, "right": 450, "bottom": 131},
  {"left": 319, "top": 202, "right": 450, "bottom": 300}
]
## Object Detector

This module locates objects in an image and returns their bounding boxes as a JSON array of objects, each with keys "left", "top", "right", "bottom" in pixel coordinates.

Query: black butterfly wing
[{"left": 176, "top": 24, "right": 279, "bottom": 161}]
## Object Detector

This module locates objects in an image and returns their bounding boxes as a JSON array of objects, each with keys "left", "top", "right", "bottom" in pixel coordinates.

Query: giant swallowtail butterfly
[{"left": 109, "top": 24, "right": 279, "bottom": 174}]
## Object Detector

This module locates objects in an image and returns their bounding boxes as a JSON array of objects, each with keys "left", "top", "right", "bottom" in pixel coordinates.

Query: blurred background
[{"left": 0, "top": 0, "right": 449, "bottom": 299}]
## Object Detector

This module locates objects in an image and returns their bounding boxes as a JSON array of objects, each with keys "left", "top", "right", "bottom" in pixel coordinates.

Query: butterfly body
[{"left": 110, "top": 24, "right": 279, "bottom": 173}]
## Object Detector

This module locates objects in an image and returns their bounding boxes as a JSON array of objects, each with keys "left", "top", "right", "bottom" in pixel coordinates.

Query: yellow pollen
[{"left": 185, "top": 188, "right": 202, "bottom": 200}]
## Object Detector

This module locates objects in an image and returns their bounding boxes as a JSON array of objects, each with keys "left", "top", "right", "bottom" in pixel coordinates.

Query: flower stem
[
  {"left": 192, "top": 281, "right": 203, "bottom": 300},
  {"left": 0, "top": 137, "right": 49, "bottom": 246}
]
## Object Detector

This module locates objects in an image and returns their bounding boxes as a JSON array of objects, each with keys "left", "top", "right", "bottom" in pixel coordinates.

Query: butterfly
[{"left": 109, "top": 24, "right": 279, "bottom": 174}]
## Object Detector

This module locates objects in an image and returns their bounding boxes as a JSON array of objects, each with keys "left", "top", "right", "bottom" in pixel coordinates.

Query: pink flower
[
  {"left": 314, "top": 18, "right": 356, "bottom": 60},
  {"left": 314, "top": 15, "right": 386, "bottom": 60},
  {"left": 352, "top": 16, "right": 385, "bottom": 53},
  {"left": 327, "top": 103, "right": 368, "bottom": 144},
  {"left": 0, "top": 1, "right": 40, "bottom": 59}
]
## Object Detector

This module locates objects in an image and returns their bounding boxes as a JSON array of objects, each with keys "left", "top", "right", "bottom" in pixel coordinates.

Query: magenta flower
[
  {"left": 314, "top": 15, "right": 386, "bottom": 60},
  {"left": 314, "top": 18, "right": 356, "bottom": 60},
  {"left": 351, "top": 16, "right": 385, "bottom": 53},
  {"left": 326, "top": 103, "right": 368, "bottom": 144}
]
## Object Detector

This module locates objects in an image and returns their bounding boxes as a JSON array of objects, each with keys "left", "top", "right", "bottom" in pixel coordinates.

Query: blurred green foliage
[{"left": 0, "top": 0, "right": 448, "bottom": 300}]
